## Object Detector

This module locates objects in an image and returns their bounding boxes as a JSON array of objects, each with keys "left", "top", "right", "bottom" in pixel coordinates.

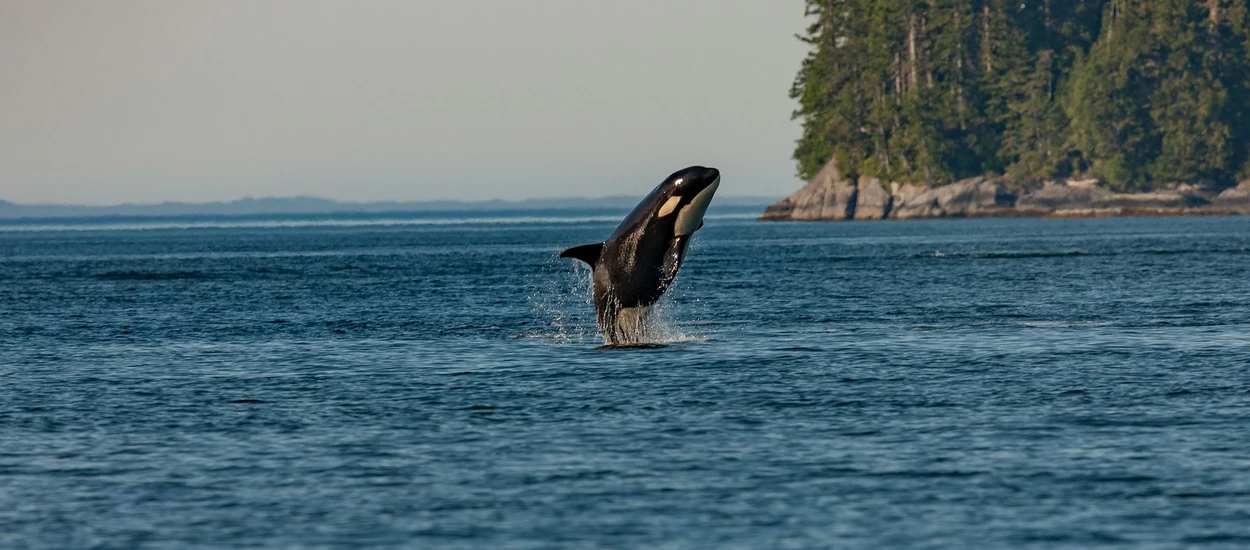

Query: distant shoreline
[{"left": 0, "top": 196, "right": 774, "bottom": 221}]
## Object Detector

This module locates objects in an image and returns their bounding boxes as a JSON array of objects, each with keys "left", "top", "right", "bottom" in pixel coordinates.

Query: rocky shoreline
[{"left": 760, "top": 160, "right": 1250, "bottom": 221}]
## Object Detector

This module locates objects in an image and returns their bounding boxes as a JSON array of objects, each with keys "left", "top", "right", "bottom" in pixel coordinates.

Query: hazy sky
[{"left": 0, "top": 1, "right": 810, "bottom": 205}]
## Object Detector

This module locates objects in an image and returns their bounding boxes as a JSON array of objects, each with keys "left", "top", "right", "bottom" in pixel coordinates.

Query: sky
[{"left": 0, "top": 1, "right": 811, "bottom": 205}]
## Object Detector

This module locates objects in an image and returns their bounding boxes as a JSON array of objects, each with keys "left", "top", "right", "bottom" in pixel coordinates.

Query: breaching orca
[{"left": 560, "top": 166, "right": 720, "bottom": 345}]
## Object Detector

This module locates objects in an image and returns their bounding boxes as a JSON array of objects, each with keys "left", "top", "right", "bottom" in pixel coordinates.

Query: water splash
[
  {"left": 639, "top": 294, "right": 707, "bottom": 345},
  {"left": 528, "top": 254, "right": 710, "bottom": 347},
  {"left": 646, "top": 237, "right": 713, "bottom": 345},
  {"left": 527, "top": 254, "right": 597, "bottom": 345}
]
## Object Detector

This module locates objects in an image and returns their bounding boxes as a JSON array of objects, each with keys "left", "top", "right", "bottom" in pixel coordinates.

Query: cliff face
[
  {"left": 889, "top": 176, "right": 1017, "bottom": 219},
  {"left": 760, "top": 160, "right": 858, "bottom": 221},
  {"left": 1215, "top": 181, "right": 1250, "bottom": 211},
  {"left": 760, "top": 159, "right": 1250, "bottom": 221}
]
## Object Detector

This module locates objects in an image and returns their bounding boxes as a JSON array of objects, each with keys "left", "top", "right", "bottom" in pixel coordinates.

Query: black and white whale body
[{"left": 560, "top": 166, "right": 720, "bottom": 345}]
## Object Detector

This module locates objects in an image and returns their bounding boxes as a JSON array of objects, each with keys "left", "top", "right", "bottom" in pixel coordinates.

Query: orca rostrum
[{"left": 560, "top": 166, "right": 720, "bottom": 345}]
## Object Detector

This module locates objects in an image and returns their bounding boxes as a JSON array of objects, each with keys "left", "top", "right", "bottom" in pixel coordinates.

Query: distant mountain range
[{"left": 0, "top": 195, "right": 774, "bottom": 220}]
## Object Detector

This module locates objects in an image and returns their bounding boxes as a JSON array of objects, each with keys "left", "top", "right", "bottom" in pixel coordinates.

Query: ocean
[{"left": 2, "top": 211, "right": 1249, "bottom": 548}]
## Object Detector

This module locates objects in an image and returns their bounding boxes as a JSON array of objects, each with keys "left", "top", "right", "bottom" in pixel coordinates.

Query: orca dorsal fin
[{"left": 560, "top": 243, "right": 604, "bottom": 266}]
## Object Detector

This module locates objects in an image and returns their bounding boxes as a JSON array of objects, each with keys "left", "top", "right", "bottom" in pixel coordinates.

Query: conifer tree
[{"left": 789, "top": 0, "right": 1250, "bottom": 190}]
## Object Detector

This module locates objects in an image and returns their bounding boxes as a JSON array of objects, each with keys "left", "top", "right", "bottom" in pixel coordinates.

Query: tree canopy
[{"left": 792, "top": 0, "right": 1250, "bottom": 191}]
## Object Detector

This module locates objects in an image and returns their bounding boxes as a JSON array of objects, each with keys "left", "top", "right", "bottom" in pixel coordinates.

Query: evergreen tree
[
  {"left": 791, "top": 0, "right": 874, "bottom": 180},
  {"left": 1215, "top": 0, "right": 1250, "bottom": 180},
  {"left": 1063, "top": 1, "right": 1160, "bottom": 191},
  {"left": 789, "top": 0, "right": 1250, "bottom": 190},
  {"left": 1000, "top": 50, "right": 1071, "bottom": 184}
]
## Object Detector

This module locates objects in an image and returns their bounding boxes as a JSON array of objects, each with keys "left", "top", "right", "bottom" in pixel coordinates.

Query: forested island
[{"left": 763, "top": 0, "right": 1250, "bottom": 220}]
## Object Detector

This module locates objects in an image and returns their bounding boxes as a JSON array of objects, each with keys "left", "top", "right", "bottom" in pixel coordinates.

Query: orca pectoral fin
[
  {"left": 659, "top": 236, "right": 689, "bottom": 287},
  {"left": 560, "top": 243, "right": 604, "bottom": 266}
]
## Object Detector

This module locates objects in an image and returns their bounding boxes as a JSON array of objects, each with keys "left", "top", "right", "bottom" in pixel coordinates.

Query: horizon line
[{"left": 0, "top": 193, "right": 780, "bottom": 209}]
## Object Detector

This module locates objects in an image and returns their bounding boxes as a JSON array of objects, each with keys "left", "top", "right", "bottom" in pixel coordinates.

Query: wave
[
  {"left": 908, "top": 250, "right": 1090, "bottom": 259},
  {"left": 909, "top": 247, "right": 1249, "bottom": 259},
  {"left": 95, "top": 270, "right": 208, "bottom": 280},
  {"left": 1020, "top": 321, "right": 1114, "bottom": 328}
]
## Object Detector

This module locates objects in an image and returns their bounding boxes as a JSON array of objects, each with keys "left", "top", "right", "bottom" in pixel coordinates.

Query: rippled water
[{"left": 3, "top": 213, "right": 1250, "bottom": 548}]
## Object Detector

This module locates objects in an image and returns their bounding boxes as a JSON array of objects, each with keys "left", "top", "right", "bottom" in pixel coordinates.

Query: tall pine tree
[{"left": 791, "top": 0, "right": 1250, "bottom": 190}]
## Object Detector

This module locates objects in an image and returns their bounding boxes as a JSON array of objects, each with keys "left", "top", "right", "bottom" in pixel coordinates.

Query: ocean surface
[{"left": 3, "top": 211, "right": 1249, "bottom": 549}]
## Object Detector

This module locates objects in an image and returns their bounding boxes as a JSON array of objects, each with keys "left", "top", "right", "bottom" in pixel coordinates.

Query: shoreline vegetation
[{"left": 768, "top": 0, "right": 1250, "bottom": 220}]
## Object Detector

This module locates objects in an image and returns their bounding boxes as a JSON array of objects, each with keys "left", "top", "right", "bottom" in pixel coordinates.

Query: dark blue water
[{"left": 3, "top": 213, "right": 1249, "bottom": 548}]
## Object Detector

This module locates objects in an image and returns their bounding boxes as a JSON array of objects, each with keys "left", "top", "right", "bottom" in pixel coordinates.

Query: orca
[{"left": 560, "top": 166, "right": 720, "bottom": 345}]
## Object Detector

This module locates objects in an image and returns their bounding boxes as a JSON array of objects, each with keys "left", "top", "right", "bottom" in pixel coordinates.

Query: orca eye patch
[
  {"left": 658, "top": 196, "right": 682, "bottom": 217},
  {"left": 673, "top": 178, "right": 684, "bottom": 186}
]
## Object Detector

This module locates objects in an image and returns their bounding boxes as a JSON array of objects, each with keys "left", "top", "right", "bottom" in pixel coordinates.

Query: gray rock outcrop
[
  {"left": 1016, "top": 183, "right": 1213, "bottom": 216},
  {"left": 1014, "top": 182, "right": 1110, "bottom": 213},
  {"left": 760, "top": 159, "right": 858, "bottom": 221},
  {"left": 1212, "top": 181, "right": 1250, "bottom": 214},
  {"left": 853, "top": 177, "right": 891, "bottom": 220},
  {"left": 761, "top": 164, "right": 1249, "bottom": 221},
  {"left": 888, "top": 176, "right": 1015, "bottom": 219}
]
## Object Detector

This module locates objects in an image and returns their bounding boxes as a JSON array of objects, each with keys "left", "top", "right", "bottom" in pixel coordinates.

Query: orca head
[{"left": 649, "top": 166, "right": 720, "bottom": 236}]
